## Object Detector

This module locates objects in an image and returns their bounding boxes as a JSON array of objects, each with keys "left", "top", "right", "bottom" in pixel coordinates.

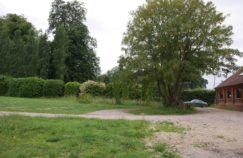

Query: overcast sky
[{"left": 0, "top": 0, "right": 242, "bottom": 89}]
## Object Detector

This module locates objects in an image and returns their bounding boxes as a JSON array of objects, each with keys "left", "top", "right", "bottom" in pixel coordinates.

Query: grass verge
[
  {"left": 0, "top": 96, "right": 195, "bottom": 115},
  {"left": 0, "top": 96, "right": 138, "bottom": 114},
  {"left": 0, "top": 116, "right": 180, "bottom": 158},
  {"left": 131, "top": 105, "right": 196, "bottom": 115}
]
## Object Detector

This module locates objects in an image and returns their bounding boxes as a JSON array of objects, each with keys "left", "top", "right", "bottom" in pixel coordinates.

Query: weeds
[
  {"left": 154, "top": 143, "right": 180, "bottom": 158},
  {"left": 153, "top": 122, "right": 186, "bottom": 134}
]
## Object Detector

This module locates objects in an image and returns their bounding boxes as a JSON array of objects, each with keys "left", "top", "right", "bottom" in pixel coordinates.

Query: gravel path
[{"left": 0, "top": 108, "right": 243, "bottom": 158}]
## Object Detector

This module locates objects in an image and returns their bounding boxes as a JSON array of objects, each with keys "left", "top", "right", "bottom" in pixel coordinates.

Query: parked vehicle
[{"left": 184, "top": 99, "right": 208, "bottom": 108}]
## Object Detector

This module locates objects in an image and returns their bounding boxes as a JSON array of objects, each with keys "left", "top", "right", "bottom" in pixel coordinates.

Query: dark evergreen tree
[
  {"left": 52, "top": 25, "right": 68, "bottom": 80},
  {"left": 65, "top": 24, "right": 99, "bottom": 82},
  {"left": 37, "top": 33, "right": 52, "bottom": 79},
  {"left": 0, "top": 14, "right": 39, "bottom": 77}
]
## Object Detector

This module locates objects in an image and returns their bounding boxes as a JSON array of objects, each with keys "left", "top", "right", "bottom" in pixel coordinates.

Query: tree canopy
[
  {"left": 49, "top": 0, "right": 100, "bottom": 82},
  {"left": 0, "top": 14, "right": 39, "bottom": 77},
  {"left": 52, "top": 24, "right": 69, "bottom": 80},
  {"left": 37, "top": 33, "right": 52, "bottom": 79},
  {"left": 48, "top": 0, "right": 86, "bottom": 32},
  {"left": 121, "top": 0, "right": 242, "bottom": 106},
  {"left": 0, "top": 0, "right": 100, "bottom": 83}
]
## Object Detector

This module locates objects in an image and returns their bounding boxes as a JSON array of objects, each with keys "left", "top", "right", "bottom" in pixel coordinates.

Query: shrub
[
  {"left": 65, "top": 82, "right": 80, "bottom": 96},
  {"left": 0, "top": 75, "right": 11, "bottom": 96},
  {"left": 129, "top": 85, "right": 142, "bottom": 100},
  {"left": 80, "top": 80, "right": 106, "bottom": 96},
  {"left": 8, "top": 77, "right": 44, "bottom": 97},
  {"left": 43, "top": 80, "right": 64, "bottom": 97},
  {"left": 103, "top": 83, "right": 113, "bottom": 98},
  {"left": 112, "top": 82, "right": 123, "bottom": 104},
  {"left": 181, "top": 89, "right": 215, "bottom": 105}
]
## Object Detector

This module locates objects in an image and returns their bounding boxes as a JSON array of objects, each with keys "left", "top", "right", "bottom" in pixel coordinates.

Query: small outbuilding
[{"left": 215, "top": 68, "right": 243, "bottom": 110}]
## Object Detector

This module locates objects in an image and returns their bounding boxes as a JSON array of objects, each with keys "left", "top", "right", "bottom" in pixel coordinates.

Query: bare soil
[{"left": 0, "top": 108, "right": 243, "bottom": 158}]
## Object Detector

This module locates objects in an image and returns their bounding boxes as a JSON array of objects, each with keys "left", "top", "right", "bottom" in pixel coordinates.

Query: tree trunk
[
  {"left": 157, "top": 78, "right": 183, "bottom": 107},
  {"left": 157, "top": 80, "right": 179, "bottom": 107}
]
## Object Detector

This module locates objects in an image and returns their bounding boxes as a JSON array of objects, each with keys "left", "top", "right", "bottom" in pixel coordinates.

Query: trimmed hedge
[
  {"left": 181, "top": 89, "right": 215, "bottom": 105},
  {"left": 8, "top": 77, "right": 44, "bottom": 97},
  {"left": 43, "top": 80, "right": 64, "bottom": 97},
  {"left": 0, "top": 75, "right": 11, "bottom": 96},
  {"left": 80, "top": 80, "right": 106, "bottom": 96},
  {"left": 65, "top": 82, "right": 80, "bottom": 96}
]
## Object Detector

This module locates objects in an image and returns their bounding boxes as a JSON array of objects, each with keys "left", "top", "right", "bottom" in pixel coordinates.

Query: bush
[
  {"left": 181, "top": 89, "right": 215, "bottom": 105},
  {"left": 80, "top": 80, "right": 106, "bottom": 96},
  {"left": 0, "top": 75, "right": 11, "bottom": 96},
  {"left": 43, "top": 80, "right": 64, "bottom": 97},
  {"left": 8, "top": 77, "right": 44, "bottom": 97},
  {"left": 103, "top": 83, "right": 113, "bottom": 98},
  {"left": 65, "top": 82, "right": 80, "bottom": 96}
]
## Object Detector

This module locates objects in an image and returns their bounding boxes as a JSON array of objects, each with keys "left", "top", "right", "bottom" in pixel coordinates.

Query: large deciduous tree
[
  {"left": 49, "top": 0, "right": 100, "bottom": 82},
  {"left": 121, "top": 0, "right": 242, "bottom": 106},
  {"left": 48, "top": 0, "right": 86, "bottom": 31}
]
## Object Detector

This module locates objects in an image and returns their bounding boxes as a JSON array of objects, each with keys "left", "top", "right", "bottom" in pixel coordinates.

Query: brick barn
[{"left": 215, "top": 68, "right": 243, "bottom": 110}]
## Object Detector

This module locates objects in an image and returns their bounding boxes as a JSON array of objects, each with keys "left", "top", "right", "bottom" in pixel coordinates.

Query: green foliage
[
  {"left": 98, "top": 67, "right": 119, "bottom": 84},
  {"left": 112, "top": 82, "right": 123, "bottom": 104},
  {"left": 0, "top": 2, "right": 100, "bottom": 83},
  {"left": 183, "top": 78, "right": 208, "bottom": 90},
  {"left": 8, "top": 77, "right": 44, "bottom": 97},
  {"left": 64, "top": 82, "right": 80, "bottom": 96},
  {"left": 181, "top": 89, "right": 215, "bottom": 105},
  {"left": 103, "top": 83, "right": 113, "bottom": 98},
  {"left": 80, "top": 80, "right": 106, "bottom": 96},
  {"left": 43, "top": 80, "right": 64, "bottom": 97},
  {"left": 0, "top": 14, "right": 39, "bottom": 77},
  {"left": 101, "top": 69, "right": 159, "bottom": 102},
  {"left": 154, "top": 143, "right": 180, "bottom": 158},
  {"left": 121, "top": 0, "right": 242, "bottom": 106},
  {"left": 49, "top": 0, "right": 100, "bottom": 83},
  {"left": 48, "top": 0, "right": 86, "bottom": 31},
  {"left": 0, "top": 76, "right": 11, "bottom": 96},
  {"left": 52, "top": 24, "right": 69, "bottom": 80},
  {"left": 37, "top": 33, "right": 52, "bottom": 79},
  {"left": 111, "top": 70, "right": 131, "bottom": 104},
  {"left": 64, "top": 24, "right": 100, "bottom": 83}
]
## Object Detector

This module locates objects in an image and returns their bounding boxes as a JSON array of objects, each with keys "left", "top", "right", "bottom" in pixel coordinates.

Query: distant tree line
[{"left": 0, "top": 0, "right": 100, "bottom": 83}]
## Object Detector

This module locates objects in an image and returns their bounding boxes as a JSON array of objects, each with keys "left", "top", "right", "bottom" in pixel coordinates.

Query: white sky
[{"left": 0, "top": 0, "right": 242, "bottom": 89}]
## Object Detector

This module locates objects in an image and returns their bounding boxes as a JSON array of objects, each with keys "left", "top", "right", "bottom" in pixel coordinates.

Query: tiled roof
[{"left": 216, "top": 68, "right": 243, "bottom": 88}]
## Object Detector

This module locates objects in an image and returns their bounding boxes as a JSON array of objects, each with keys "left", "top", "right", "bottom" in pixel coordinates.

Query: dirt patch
[{"left": 85, "top": 108, "right": 243, "bottom": 158}]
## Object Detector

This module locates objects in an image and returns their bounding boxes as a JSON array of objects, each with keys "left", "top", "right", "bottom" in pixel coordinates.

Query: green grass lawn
[
  {"left": 0, "top": 96, "right": 137, "bottom": 114},
  {"left": 0, "top": 116, "right": 180, "bottom": 158},
  {"left": 0, "top": 96, "right": 195, "bottom": 115}
]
